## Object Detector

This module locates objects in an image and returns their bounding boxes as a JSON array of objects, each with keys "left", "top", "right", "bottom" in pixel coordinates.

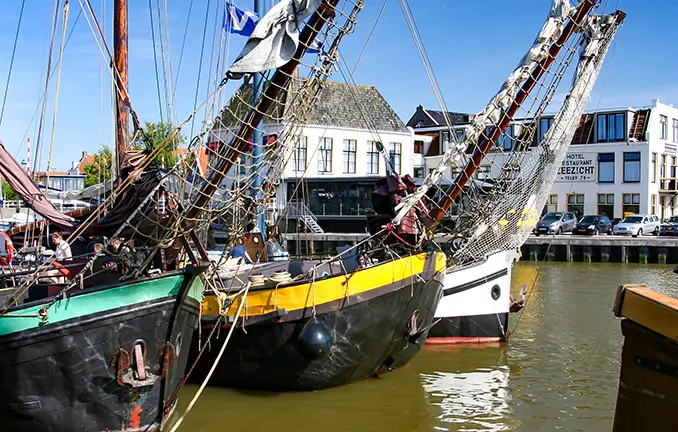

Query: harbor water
[{"left": 173, "top": 262, "right": 678, "bottom": 431}]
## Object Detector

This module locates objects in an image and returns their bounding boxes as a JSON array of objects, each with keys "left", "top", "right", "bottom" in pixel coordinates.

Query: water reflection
[
  {"left": 414, "top": 345, "right": 518, "bottom": 431},
  {"left": 170, "top": 262, "right": 678, "bottom": 431},
  {"left": 174, "top": 361, "right": 433, "bottom": 432}
]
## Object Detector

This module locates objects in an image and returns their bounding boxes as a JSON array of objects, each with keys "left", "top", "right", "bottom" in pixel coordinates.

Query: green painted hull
[{"left": 0, "top": 268, "right": 204, "bottom": 431}]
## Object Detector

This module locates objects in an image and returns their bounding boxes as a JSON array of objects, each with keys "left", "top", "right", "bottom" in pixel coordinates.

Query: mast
[
  {"left": 429, "top": 0, "right": 595, "bottom": 223},
  {"left": 252, "top": 0, "right": 266, "bottom": 236},
  {"left": 114, "top": 0, "right": 129, "bottom": 171}
]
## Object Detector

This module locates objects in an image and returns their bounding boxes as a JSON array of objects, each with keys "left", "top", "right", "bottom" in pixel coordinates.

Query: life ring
[{"left": 0, "top": 232, "right": 15, "bottom": 265}]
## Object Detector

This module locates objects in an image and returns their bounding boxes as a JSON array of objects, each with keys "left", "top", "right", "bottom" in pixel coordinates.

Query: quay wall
[{"left": 283, "top": 233, "right": 678, "bottom": 265}]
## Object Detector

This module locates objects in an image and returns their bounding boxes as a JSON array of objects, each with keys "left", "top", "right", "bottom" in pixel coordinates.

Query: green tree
[
  {"left": 2, "top": 182, "right": 17, "bottom": 201},
  {"left": 135, "top": 121, "right": 184, "bottom": 168},
  {"left": 83, "top": 147, "right": 113, "bottom": 187}
]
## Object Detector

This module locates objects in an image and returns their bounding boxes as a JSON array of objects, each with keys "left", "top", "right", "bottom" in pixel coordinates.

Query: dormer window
[{"left": 596, "top": 113, "right": 626, "bottom": 142}]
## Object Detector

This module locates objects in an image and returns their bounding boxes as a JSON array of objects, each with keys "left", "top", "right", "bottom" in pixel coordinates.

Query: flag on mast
[{"left": 223, "top": 1, "right": 325, "bottom": 54}]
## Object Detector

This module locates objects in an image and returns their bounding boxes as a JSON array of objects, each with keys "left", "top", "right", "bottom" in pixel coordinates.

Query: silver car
[
  {"left": 612, "top": 214, "right": 660, "bottom": 237},
  {"left": 534, "top": 211, "right": 577, "bottom": 236}
]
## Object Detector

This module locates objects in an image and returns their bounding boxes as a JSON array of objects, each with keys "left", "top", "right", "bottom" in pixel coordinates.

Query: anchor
[{"left": 110, "top": 342, "right": 176, "bottom": 388}]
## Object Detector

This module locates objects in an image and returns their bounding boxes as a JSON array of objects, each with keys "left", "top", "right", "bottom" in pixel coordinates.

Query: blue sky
[{"left": 0, "top": 0, "right": 675, "bottom": 171}]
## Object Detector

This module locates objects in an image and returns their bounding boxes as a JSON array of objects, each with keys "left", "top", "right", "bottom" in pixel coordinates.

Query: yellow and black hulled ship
[{"left": 188, "top": 247, "right": 445, "bottom": 391}]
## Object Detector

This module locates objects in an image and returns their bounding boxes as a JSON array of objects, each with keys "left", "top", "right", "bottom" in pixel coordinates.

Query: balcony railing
[{"left": 659, "top": 177, "right": 678, "bottom": 193}]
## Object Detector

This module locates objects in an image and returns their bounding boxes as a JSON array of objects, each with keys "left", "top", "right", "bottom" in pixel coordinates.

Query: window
[
  {"left": 651, "top": 194, "right": 657, "bottom": 216},
  {"left": 318, "top": 137, "right": 333, "bottom": 173},
  {"left": 293, "top": 136, "right": 307, "bottom": 172},
  {"left": 414, "top": 167, "right": 424, "bottom": 178},
  {"left": 497, "top": 125, "right": 514, "bottom": 151},
  {"left": 413, "top": 140, "right": 424, "bottom": 154},
  {"left": 672, "top": 156, "right": 677, "bottom": 178},
  {"left": 652, "top": 152, "right": 658, "bottom": 183},
  {"left": 389, "top": 143, "right": 402, "bottom": 173},
  {"left": 622, "top": 193, "right": 640, "bottom": 215},
  {"left": 342, "top": 139, "right": 356, "bottom": 174},
  {"left": 597, "top": 193, "right": 614, "bottom": 218},
  {"left": 539, "top": 118, "right": 554, "bottom": 142},
  {"left": 597, "top": 153, "right": 615, "bottom": 183},
  {"left": 455, "top": 129, "right": 465, "bottom": 142},
  {"left": 545, "top": 194, "right": 558, "bottom": 214},
  {"left": 442, "top": 131, "right": 451, "bottom": 149},
  {"left": 623, "top": 152, "right": 640, "bottom": 183},
  {"left": 367, "top": 141, "right": 380, "bottom": 174},
  {"left": 567, "top": 193, "right": 584, "bottom": 219},
  {"left": 660, "top": 115, "right": 668, "bottom": 140},
  {"left": 596, "top": 113, "right": 626, "bottom": 142},
  {"left": 673, "top": 119, "right": 678, "bottom": 143}
]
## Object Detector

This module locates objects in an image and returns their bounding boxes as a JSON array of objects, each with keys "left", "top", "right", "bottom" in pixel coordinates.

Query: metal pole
[
  {"left": 252, "top": 0, "right": 266, "bottom": 237},
  {"left": 114, "top": 0, "right": 129, "bottom": 172}
]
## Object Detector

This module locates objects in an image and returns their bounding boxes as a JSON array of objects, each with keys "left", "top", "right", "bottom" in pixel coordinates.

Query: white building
[
  {"left": 408, "top": 99, "right": 678, "bottom": 221},
  {"left": 213, "top": 81, "right": 422, "bottom": 233}
]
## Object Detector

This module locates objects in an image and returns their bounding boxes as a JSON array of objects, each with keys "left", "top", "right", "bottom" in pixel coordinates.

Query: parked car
[
  {"left": 612, "top": 214, "right": 661, "bottom": 237},
  {"left": 659, "top": 215, "right": 678, "bottom": 236},
  {"left": 573, "top": 215, "right": 613, "bottom": 235},
  {"left": 534, "top": 211, "right": 577, "bottom": 235},
  {"left": 611, "top": 217, "right": 622, "bottom": 228}
]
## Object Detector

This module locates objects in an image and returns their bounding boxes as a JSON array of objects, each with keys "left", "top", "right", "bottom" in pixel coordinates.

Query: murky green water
[{"left": 172, "top": 262, "right": 678, "bottom": 431}]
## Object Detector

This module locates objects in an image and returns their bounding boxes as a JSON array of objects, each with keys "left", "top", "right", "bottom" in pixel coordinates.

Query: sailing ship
[
  {"left": 397, "top": 0, "right": 626, "bottom": 344},
  {"left": 167, "top": 0, "right": 446, "bottom": 392},
  {"left": 0, "top": 1, "right": 211, "bottom": 430}
]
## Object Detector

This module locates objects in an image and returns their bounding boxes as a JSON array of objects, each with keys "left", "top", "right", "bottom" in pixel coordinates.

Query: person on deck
[
  {"left": 46, "top": 232, "right": 72, "bottom": 283},
  {"left": 385, "top": 174, "right": 420, "bottom": 247},
  {"left": 52, "top": 232, "right": 72, "bottom": 261}
]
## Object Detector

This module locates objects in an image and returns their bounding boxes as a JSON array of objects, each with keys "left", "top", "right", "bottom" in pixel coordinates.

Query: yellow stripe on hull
[{"left": 202, "top": 251, "right": 446, "bottom": 319}]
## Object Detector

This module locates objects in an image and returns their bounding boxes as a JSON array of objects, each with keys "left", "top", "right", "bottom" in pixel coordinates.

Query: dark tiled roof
[
  {"left": 406, "top": 105, "right": 473, "bottom": 128},
  {"left": 307, "top": 81, "right": 408, "bottom": 132},
  {"left": 216, "top": 80, "right": 408, "bottom": 133}
]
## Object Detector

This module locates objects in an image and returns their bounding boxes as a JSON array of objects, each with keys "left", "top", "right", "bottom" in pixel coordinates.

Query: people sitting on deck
[
  {"left": 368, "top": 173, "right": 424, "bottom": 248},
  {"left": 45, "top": 232, "right": 72, "bottom": 283}
]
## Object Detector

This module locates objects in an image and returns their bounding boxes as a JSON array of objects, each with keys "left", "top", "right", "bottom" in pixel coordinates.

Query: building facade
[{"left": 408, "top": 99, "right": 678, "bottom": 221}]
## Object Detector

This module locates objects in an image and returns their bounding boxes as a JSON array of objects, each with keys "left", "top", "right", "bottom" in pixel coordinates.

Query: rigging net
[{"left": 392, "top": 1, "right": 625, "bottom": 266}]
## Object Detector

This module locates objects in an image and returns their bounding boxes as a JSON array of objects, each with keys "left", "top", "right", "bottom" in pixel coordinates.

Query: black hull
[
  {"left": 427, "top": 313, "right": 509, "bottom": 341},
  {"left": 189, "top": 273, "right": 443, "bottom": 391},
  {"left": 0, "top": 272, "right": 201, "bottom": 432}
]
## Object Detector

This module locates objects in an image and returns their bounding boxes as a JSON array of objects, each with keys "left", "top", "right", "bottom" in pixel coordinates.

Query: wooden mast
[
  {"left": 113, "top": 0, "right": 129, "bottom": 170},
  {"left": 429, "top": 0, "right": 595, "bottom": 223}
]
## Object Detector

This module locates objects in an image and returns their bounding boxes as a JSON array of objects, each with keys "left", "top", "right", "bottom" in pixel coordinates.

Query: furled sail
[
  {"left": 393, "top": 0, "right": 577, "bottom": 225},
  {"left": 228, "top": 0, "right": 322, "bottom": 78},
  {"left": 0, "top": 139, "right": 74, "bottom": 228}
]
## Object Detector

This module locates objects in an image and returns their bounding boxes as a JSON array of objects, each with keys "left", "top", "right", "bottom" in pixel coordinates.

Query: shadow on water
[{"left": 172, "top": 362, "right": 433, "bottom": 432}]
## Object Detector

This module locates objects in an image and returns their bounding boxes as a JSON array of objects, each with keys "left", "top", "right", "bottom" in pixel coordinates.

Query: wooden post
[
  {"left": 658, "top": 247, "right": 667, "bottom": 265},
  {"left": 114, "top": 0, "right": 129, "bottom": 168},
  {"left": 601, "top": 246, "right": 611, "bottom": 263},
  {"left": 529, "top": 245, "right": 539, "bottom": 261},
  {"left": 621, "top": 246, "right": 628, "bottom": 264},
  {"left": 565, "top": 244, "right": 572, "bottom": 262},
  {"left": 583, "top": 246, "right": 592, "bottom": 263},
  {"left": 639, "top": 246, "right": 648, "bottom": 264}
]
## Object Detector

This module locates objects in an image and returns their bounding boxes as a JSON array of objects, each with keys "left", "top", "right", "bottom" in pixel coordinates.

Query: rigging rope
[
  {"left": 168, "top": 282, "right": 251, "bottom": 432},
  {"left": 0, "top": 0, "right": 26, "bottom": 128},
  {"left": 148, "top": 0, "right": 165, "bottom": 123},
  {"left": 173, "top": 0, "right": 195, "bottom": 93},
  {"left": 34, "top": 0, "right": 62, "bottom": 175},
  {"left": 189, "top": 0, "right": 212, "bottom": 138},
  {"left": 46, "top": 0, "right": 71, "bottom": 178}
]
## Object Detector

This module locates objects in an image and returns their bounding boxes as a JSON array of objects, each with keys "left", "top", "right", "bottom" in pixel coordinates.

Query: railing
[{"left": 659, "top": 177, "right": 678, "bottom": 193}]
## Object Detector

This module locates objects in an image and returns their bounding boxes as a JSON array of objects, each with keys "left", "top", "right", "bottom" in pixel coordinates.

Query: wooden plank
[{"left": 615, "top": 284, "right": 678, "bottom": 343}]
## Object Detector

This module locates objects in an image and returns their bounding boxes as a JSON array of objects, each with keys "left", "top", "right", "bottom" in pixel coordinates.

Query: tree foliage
[
  {"left": 134, "top": 121, "right": 184, "bottom": 169},
  {"left": 2, "top": 182, "right": 17, "bottom": 201},
  {"left": 83, "top": 147, "right": 113, "bottom": 187}
]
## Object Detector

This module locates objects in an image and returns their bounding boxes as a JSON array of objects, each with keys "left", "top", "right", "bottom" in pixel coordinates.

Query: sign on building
[{"left": 556, "top": 152, "right": 595, "bottom": 182}]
